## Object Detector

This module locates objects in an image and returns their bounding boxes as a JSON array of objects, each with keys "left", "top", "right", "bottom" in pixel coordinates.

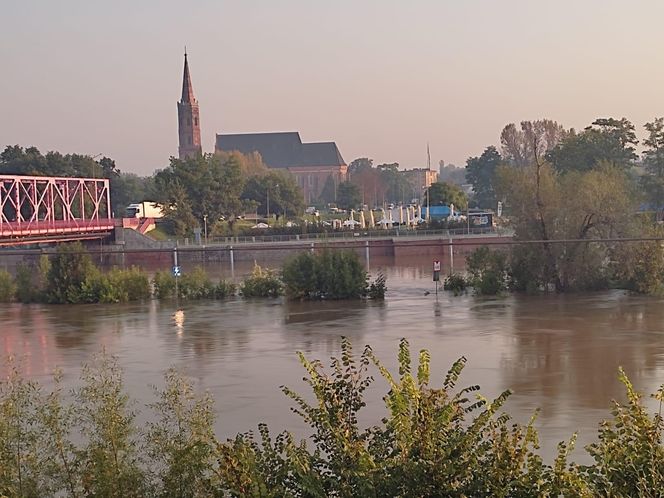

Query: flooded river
[{"left": 2, "top": 263, "right": 664, "bottom": 463}]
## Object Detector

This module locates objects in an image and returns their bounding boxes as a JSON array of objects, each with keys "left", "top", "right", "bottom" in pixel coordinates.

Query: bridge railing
[{"left": 0, "top": 218, "right": 115, "bottom": 238}]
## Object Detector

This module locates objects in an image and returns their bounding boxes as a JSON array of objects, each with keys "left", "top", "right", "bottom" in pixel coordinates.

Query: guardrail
[{"left": 174, "top": 227, "right": 511, "bottom": 247}]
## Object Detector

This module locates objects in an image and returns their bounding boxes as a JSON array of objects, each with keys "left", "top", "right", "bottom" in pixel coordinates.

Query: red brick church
[{"left": 177, "top": 53, "right": 347, "bottom": 204}]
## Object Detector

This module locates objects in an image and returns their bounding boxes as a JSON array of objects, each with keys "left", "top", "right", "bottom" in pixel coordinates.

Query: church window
[{"left": 308, "top": 175, "right": 313, "bottom": 187}]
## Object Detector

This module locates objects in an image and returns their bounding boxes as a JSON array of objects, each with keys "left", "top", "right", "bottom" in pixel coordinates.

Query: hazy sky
[{"left": 2, "top": 0, "right": 664, "bottom": 175}]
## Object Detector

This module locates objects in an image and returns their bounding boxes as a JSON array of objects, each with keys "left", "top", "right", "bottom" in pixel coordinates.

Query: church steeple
[
  {"left": 181, "top": 51, "right": 196, "bottom": 104},
  {"left": 177, "top": 50, "right": 202, "bottom": 160}
]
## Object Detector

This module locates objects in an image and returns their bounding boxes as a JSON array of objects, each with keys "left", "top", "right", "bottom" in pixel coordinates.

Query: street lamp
[{"left": 203, "top": 214, "right": 208, "bottom": 244}]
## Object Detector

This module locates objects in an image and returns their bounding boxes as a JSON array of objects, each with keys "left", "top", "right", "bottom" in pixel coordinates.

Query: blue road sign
[{"left": 172, "top": 266, "right": 181, "bottom": 277}]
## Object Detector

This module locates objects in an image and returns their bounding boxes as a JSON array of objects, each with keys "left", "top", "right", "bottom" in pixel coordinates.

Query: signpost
[{"left": 433, "top": 259, "right": 441, "bottom": 295}]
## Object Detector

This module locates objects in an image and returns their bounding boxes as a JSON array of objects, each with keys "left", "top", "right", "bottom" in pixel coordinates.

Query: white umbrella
[
  {"left": 388, "top": 209, "right": 394, "bottom": 228},
  {"left": 369, "top": 210, "right": 375, "bottom": 228},
  {"left": 406, "top": 207, "right": 411, "bottom": 226},
  {"left": 418, "top": 205, "right": 422, "bottom": 219},
  {"left": 359, "top": 210, "right": 366, "bottom": 229},
  {"left": 449, "top": 203, "right": 455, "bottom": 220},
  {"left": 399, "top": 207, "right": 404, "bottom": 225}
]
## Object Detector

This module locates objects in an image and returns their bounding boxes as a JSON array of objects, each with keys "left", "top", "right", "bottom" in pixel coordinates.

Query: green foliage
[
  {"left": 546, "top": 117, "right": 638, "bottom": 173},
  {"left": 424, "top": 181, "right": 468, "bottom": 209},
  {"left": 147, "top": 369, "right": 217, "bottom": 497},
  {"left": 465, "top": 145, "right": 502, "bottom": 209},
  {"left": 241, "top": 170, "right": 305, "bottom": 217},
  {"left": 641, "top": 117, "right": 664, "bottom": 208},
  {"left": 45, "top": 242, "right": 98, "bottom": 304},
  {"left": 612, "top": 226, "right": 664, "bottom": 295},
  {"left": 443, "top": 273, "right": 467, "bottom": 295},
  {"left": 14, "top": 256, "right": 50, "bottom": 303},
  {"left": 467, "top": 246, "right": 509, "bottom": 295},
  {"left": 282, "top": 250, "right": 370, "bottom": 300},
  {"left": 497, "top": 161, "right": 637, "bottom": 292},
  {"left": 75, "top": 353, "right": 146, "bottom": 497},
  {"left": 367, "top": 272, "right": 387, "bottom": 300},
  {"left": 153, "top": 267, "right": 236, "bottom": 300},
  {"left": 214, "top": 279, "right": 236, "bottom": 299},
  {"left": 240, "top": 264, "right": 283, "bottom": 298},
  {"left": 336, "top": 181, "right": 362, "bottom": 210},
  {"left": 153, "top": 270, "right": 177, "bottom": 299},
  {"left": 80, "top": 267, "right": 151, "bottom": 303},
  {"left": 154, "top": 153, "right": 246, "bottom": 237},
  {"left": 0, "top": 269, "right": 15, "bottom": 302},
  {"left": 178, "top": 266, "right": 215, "bottom": 299},
  {"left": 583, "top": 369, "right": 664, "bottom": 495}
]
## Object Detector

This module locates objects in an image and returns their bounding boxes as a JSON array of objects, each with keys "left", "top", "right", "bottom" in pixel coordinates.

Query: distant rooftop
[{"left": 215, "top": 132, "right": 345, "bottom": 169}]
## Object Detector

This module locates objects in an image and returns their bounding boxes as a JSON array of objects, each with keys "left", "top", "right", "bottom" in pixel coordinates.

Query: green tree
[
  {"left": 347, "top": 157, "right": 373, "bottom": 176},
  {"left": 336, "top": 181, "right": 361, "bottom": 210},
  {"left": 465, "top": 146, "right": 502, "bottom": 209},
  {"left": 377, "top": 163, "right": 412, "bottom": 204},
  {"left": 154, "top": 153, "right": 245, "bottom": 236},
  {"left": 641, "top": 117, "right": 664, "bottom": 208},
  {"left": 318, "top": 174, "right": 337, "bottom": 205},
  {"left": 496, "top": 162, "right": 637, "bottom": 292},
  {"left": 45, "top": 242, "right": 98, "bottom": 304},
  {"left": 424, "top": 181, "right": 468, "bottom": 209},
  {"left": 547, "top": 117, "right": 639, "bottom": 173},
  {"left": 241, "top": 171, "right": 304, "bottom": 217},
  {"left": 500, "top": 119, "right": 566, "bottom": 168}
]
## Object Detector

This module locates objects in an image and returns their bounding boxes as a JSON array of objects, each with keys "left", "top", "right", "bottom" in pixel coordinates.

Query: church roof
[{"left": 215, "top": 132, "right": 345, "bottom": 169}]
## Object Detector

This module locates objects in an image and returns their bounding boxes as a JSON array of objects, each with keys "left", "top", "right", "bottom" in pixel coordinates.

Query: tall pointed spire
[
  {"left": 177, "top": 50, "right": 202, "bottom": 159},
  {"left": 181, "top": 50, "right": 196, "bottom": 104}
]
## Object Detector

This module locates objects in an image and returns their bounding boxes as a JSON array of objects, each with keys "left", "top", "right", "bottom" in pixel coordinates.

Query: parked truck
[{"left": 125, "top": 201, "right": 164, "bottom": 219}]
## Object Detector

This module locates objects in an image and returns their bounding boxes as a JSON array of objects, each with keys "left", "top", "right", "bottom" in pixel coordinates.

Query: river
[{"left": 2, "top": 263, "right": 664, "bottom": 463}]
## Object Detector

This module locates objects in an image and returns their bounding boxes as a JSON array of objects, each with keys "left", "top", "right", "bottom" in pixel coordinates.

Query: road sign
[
  {"left": 172, "top": 266, "right": 181, "bottom": 277},
  {"left": 433, "top": 260, "right": 441, "bottom": 282}
]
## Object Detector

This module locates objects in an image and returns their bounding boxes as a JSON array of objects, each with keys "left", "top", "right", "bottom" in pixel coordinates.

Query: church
[{"left": 177, "top": 53, "right": 348, "bottom": 204}]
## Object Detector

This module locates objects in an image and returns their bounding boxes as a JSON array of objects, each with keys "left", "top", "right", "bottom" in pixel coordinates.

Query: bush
[
  {"left": 367, "top": 271, "right": 387, "bottom": 299},
  {"left": 153, "top": 270, "right": 176, "bottom": 299},
  {"left": 240, "top": 264, "right": 282, "bottom": 298},
  {"left": 153, "top": 267, "right": 235, "bottom": 300},
  {"left": 178, "top": 266, "right": 215, "bottom": 299},
  {"left": 281, "top": 250, "right": 371, "bottom": 300},
  {"left": 14, "top": 256, "right": 50, "bottom": 303},
  {"left": 80, "top": 267, "right": 152, "bottom": 304},
  {"left": 0, "top": 269, "right": 15, "bottom": 302},
  {"left": 467, "top": 246, "right": 509, "bottom": 295},
  {"left": 45, "top": 242, "right": 98, "bottom": 304},
  {"left": 214, "top": 280, "right": 236, "bottom": 299},
  {"left": 443, "top": 273, "right": 467, "bottom": 295}
]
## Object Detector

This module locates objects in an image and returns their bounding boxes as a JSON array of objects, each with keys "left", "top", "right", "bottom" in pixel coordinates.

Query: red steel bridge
[{"left": 0, "top": 174, "right": 115, "bottom": 246}]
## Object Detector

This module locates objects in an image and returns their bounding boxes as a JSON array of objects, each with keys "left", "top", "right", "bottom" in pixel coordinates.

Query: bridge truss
[{"left": 0, "top": 175, "right": 114, "bottom": 242}]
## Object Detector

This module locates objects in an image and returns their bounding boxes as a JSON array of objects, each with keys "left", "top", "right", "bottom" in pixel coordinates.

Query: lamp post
[
  {"left": 203, "top": 214, "right": 208, "bottom": 244},
  {"left": 266, "top": 187, "right": 270, "bottom": 224}
]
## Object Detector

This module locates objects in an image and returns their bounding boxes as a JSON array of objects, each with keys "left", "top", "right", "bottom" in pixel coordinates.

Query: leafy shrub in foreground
[
  {"left": 2, "top": 341, "right": 664, "bottom": 495},
  {"left": 240, "top": 264, "right": 282, "bottom": 298},
  {"left": 153, "top": 270, "right": 176, "bottom": 299}
]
